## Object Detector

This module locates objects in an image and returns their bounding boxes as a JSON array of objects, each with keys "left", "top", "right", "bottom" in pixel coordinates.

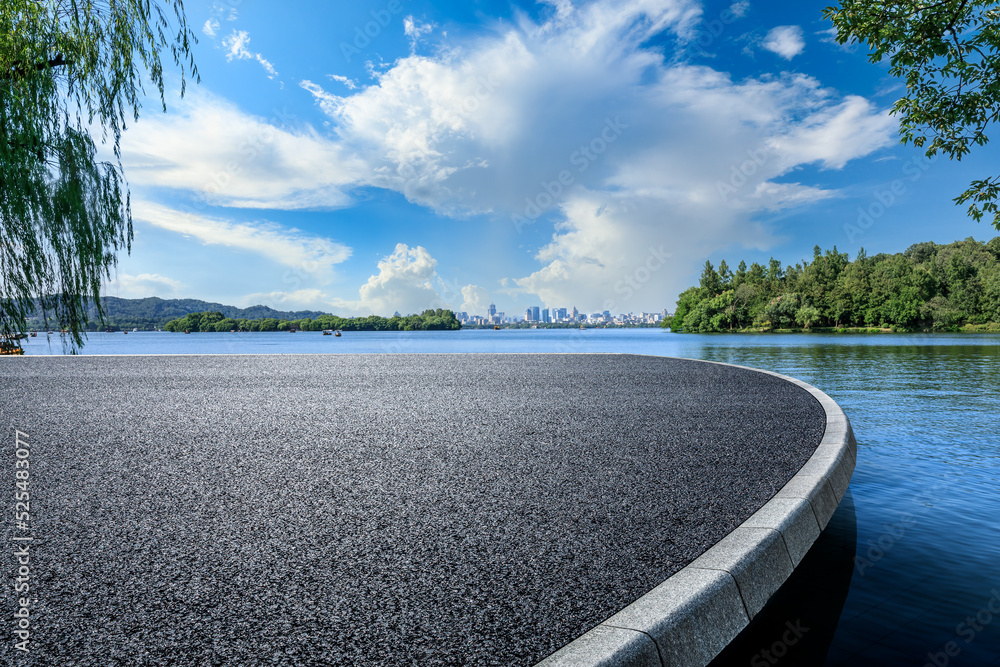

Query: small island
[
  {"left": 164, "top": 309, "right": 461, "bottom": 332},
  {"left": 664, "top": 237, "right": 1000, "bottom": 333}
]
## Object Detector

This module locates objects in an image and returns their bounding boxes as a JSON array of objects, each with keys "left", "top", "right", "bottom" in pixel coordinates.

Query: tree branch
[{"left": 3, "top": 54, "right": 73, "bottom": 81}]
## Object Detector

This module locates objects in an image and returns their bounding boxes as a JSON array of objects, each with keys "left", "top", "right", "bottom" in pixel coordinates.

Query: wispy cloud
[
  {"left": 119, "top": 91, "right": 365, "bottom": 210},
  {"left": 132, "top": 202, "right": 352, "bottom": 283},
  {"left": 222, "top": 30, "right": 280, "bottom": 80},
  {"left": 403, "top": 16, "right": 436, "bottom": 50}
]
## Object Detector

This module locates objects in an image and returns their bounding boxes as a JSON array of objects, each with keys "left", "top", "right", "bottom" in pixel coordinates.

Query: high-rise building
[
  {"left": 531, "top": 306, "right": 540, "bottom": 322},
  {"left": 525, "top": 308, "right": 534, "bottom": 322},
  {"left": 571, "top": 307, "right": 579, "bottom": 320},
  {"left": 541, "top": 309, "right": 550, "bottom": 323},
  {"left": 488, "top": 303, "right": 496, "bottom": 318},
  {"left": 555, "top": 308, "right": 568, "bottom": 321}
]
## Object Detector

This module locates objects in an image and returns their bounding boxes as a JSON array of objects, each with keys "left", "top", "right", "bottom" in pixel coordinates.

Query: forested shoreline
[
  {"left": 163, "top": 309, "right": 461, "bottom": 332},
  {"left": 663, "top": 237, "right": 1000, "bottom": 333}
]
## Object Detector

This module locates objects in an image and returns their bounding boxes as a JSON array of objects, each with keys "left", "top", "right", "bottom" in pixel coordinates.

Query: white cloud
[
  {"left": 127, "top": 0, "right": 895, "bottom": 313},
  {"left": 763, "top": 25, "right": 805, "bottom": 60},
  {"left": 459, "top": 285, "right": 492, "bottom": 316},
  {"left": 131, "top": 201, "right": 352, "bottom": 284},
  {"left": 119, "top": 91, "right": 365, "bottom": 209},
  {"left": 113, "top": 273, "right": 185, "bottom": 299},
  {"left": 202, "top": 18, "right": 219, "bottom": 38},
  {"left": 327, "top": 74, "right": 358, "bottom": 89},
  {"left": 403, "top": 16, "right": 436, "bottom": 50},
  {"left": 291, "top": 0, "right": 891, "bottom": 310},
  {"left": 222, "top": 30, "right": 280, "bottom": 80},
  {"left": 328, "top": 244, "right": 449, "bottom": 316},
  {"left": 729, "top": 1, "right": 750, "bottom": 18}
]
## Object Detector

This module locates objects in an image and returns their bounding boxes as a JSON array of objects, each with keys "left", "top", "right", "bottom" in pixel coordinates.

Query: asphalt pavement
[{"left": 0, "top": 354, "right": 826, "bottom": 666}]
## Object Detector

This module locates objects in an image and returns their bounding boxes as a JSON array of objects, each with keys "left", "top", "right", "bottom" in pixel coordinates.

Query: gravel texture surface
[{"left": 0, "top": 354, "right": 825, "bottom": 666}]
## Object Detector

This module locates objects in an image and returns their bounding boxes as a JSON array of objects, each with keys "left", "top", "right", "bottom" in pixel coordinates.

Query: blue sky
[{"left": 109, "top": 0, "right": 998, "bottom": 317}]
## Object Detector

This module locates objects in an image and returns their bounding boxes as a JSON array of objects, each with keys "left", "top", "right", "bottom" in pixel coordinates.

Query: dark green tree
[{"left": 824, "top": 1, "right": 1000, "bottom": 228}]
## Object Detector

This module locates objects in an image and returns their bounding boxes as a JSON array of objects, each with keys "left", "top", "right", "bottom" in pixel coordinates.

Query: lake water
[{"left": 18, "top": 329, "right": 1000, "bottom": 665}]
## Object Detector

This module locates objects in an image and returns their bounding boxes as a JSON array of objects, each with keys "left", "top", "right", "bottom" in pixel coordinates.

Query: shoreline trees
[
  {"left": 164, "top": 309, "right": 462, "bottom": 333},
  {"left": 664, "top": 237, "right": 1000, "bottom": 332}
]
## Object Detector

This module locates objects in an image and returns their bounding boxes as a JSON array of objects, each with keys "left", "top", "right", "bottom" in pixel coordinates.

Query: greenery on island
[
  {"left": 824, "top": 1, "right": 1000, "bottom": 228},
  {"left": 663, "top": 237, "right": 1000, "bottom": 333},
  {"left": 1, "top": 0, "right": 196, "bottom": 348},
  {"left": 164, "top": 309, "right": 462, "bottom": 333}
]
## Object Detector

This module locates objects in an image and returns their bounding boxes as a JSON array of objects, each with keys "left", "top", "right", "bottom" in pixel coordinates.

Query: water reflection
[{"left": 709, "top": 492, "right": 858, "bottom": 667}]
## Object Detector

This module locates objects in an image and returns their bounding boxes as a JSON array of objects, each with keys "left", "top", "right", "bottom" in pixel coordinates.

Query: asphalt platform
[{"left": 0, "top": 354, "right": 826, "bottom": 666}]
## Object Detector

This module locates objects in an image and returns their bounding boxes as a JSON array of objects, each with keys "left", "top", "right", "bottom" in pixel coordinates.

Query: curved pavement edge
[{"left": 535, "top": 358, "right": 857, "bottom": 667}]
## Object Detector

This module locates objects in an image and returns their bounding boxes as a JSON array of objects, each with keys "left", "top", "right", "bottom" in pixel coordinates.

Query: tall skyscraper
[
  {"left": 525, "top": 308, "right": 534, "bottom": 322},
  {"left": 531, "top": 306, "right": 540, "bottom": 322},
  {"left": 488, "top": 303, "right": 496, "bottom": 318},
  {"left": 541, "top": 308, "right": 550, "bottom": 323}
]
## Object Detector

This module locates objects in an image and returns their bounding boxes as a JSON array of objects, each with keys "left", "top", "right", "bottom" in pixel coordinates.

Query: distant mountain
[
  {"left": 96, "top": 297, "right": 328, "bottom": 322},
  {"left": 27, "top": 297, "right": 329, "bottom": 330}
]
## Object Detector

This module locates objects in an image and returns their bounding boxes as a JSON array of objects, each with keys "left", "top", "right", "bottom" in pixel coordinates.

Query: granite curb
[{"left": 536, "top": 358, "right": 856, "bottom": 667}]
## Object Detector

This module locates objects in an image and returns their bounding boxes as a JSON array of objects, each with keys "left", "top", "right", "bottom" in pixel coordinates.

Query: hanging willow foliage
[{"left": 0, "top": 0, "right": 197, "bottom": 349}]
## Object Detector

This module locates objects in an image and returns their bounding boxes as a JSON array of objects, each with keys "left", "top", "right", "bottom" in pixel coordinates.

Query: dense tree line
[
  {"left": 664, "top": 237, "right": 1000, "bottom": 333},
  {"left": 164, "top": 309, "right": 462, "bottom": 333}
]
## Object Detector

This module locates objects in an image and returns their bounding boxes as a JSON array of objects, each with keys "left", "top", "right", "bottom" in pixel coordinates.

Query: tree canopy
[
  {"left": 164, "top": 309, "right": 463, "bottom": 333},
  {"left": 664, "top": 237, "right": 1000, "bottom": 333},
  {"left": 824, "top": 1, "right": 1000, "bottom": 228},
  {"left": 1, "top": 0, "right": 196, "bottom": 348}
]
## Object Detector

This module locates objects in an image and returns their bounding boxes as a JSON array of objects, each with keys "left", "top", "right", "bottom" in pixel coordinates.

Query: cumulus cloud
[
  {"left": 330, "top": 244, "right": 448, "bottom": 316},
  {"left": 132, "top": 201, "right": 352, "bottom": 284},
  {"left": 762, "top": 25, "right": 805, "bottom": 60},
  {"left": 130, "top": 0, "right": 894, "bottom": 313},
  {"left": 293, "top": 0, "right": 891, "bottom": 310},
  {"left": 222, "top": 30, "right": 280, "bottom": 79},
  {"left": 459, "top": 285, "right": 492, "bottom": 316}
]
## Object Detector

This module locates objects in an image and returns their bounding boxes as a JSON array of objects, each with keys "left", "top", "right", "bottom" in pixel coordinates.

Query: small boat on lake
[
  {"left": 335, "top": 331, "right": 342, "bottom": 337},
  {"left": 322, "top": 330, "right": 332, "bottom": 335}
]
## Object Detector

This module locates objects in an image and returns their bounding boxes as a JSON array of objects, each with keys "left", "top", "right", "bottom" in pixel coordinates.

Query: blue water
[{"left": 19, "top": 329, "right": 1000, "bottom": 665}]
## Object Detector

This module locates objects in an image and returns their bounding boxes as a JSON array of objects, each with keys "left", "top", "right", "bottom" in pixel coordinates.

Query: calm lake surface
[{"left": 19, "top": 329, "right": 1000, "bottom": 665}]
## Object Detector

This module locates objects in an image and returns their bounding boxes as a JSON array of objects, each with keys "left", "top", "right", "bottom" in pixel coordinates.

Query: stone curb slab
[{"left": 535, "top": 358, "right": 856, "bottom": 667}]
